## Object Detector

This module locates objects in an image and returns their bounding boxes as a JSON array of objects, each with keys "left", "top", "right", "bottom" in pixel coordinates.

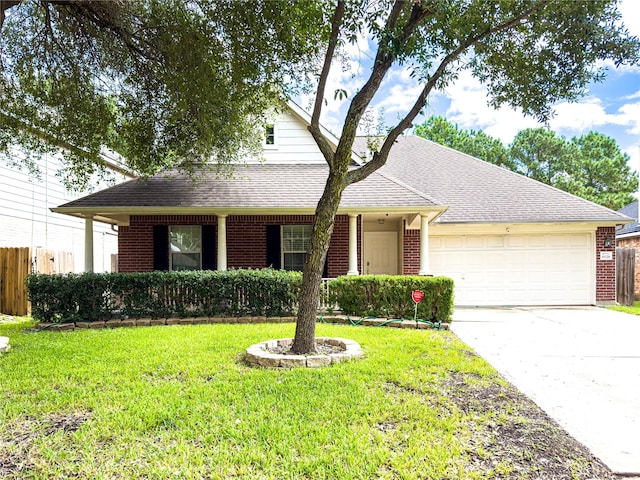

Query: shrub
[
  {"left": 26, "top": 269, "right": 302, "bottom": 322},
  {"left": 329, "top": 275, "right": 454, "bottom": 322}
]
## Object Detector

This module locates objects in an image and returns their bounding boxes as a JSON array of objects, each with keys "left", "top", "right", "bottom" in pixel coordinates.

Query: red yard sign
[{"left": 411, "top": 289, "right": 424, "bottom": 304}]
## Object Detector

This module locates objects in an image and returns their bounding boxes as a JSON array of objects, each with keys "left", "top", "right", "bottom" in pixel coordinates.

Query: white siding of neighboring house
[{"left": 0, "top": 152, "right": 128, "bottom": 272}]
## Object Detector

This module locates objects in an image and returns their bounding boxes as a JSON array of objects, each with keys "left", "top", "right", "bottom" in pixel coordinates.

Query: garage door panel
[{"left": 430, "top": 233, "right": 593, "bottom": 306}]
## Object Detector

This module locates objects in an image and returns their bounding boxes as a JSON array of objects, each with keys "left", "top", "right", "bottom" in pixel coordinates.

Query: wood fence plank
[{"left": 616, "top": 247, "right": 636, "bottom": 306}]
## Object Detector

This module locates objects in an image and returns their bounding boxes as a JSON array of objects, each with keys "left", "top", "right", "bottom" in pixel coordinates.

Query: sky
[{"left": 303, "top": 0, "right": 640, "bottom": 173}]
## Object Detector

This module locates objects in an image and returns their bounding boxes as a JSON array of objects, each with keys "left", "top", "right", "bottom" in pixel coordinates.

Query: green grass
[
  {"left": 0, "top": 319, "right": 590, "bottom": 479},
  {"left": 608, "top": 301, "right": 640, "bottom": 315}
]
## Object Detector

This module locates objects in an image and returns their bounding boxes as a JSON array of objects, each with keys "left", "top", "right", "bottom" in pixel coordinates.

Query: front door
[{"left": 363, "top": 231, "right": 398, "bottom": 275}]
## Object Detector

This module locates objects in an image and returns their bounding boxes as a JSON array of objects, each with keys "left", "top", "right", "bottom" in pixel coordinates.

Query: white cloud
[
  {"left": 438, "top": 71, "right": 539, "bottom": 143},
  {"left": 547, "top": 99, "right": 609, "bottom": 132},
  {"left": 619, "top": 0, "right": 640, "bottom": 37},
  {"left": 613, "top": 102, "right": 640, "bottom": 135},
  {"left": 373, "top": 83, "right": 424, "bottom": 115}
]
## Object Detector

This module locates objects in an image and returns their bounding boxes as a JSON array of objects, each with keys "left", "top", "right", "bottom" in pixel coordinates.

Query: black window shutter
[
  {"left": 266, "top": 225, "right": 281, "bottom": 269},
  {"left": 153, "top": 225, "right": 169, "bottom": 271},
  {"left": 202, "top": 225, "right": 217, "bottom": 270},
  {"left": 323, "top": 255, "right": 329, "bottom": 278}
]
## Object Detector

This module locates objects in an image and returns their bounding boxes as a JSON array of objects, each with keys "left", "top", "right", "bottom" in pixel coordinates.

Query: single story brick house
[
  {"left": 53, "top": 102, "right": 631, "bottom": 306},
  {"left": 616, "top": 200, "right": 640, "bottom": 297}
]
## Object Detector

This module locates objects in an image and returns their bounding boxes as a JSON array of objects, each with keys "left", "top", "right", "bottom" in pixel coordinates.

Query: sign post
[{"left": 411, "top": 289, "right": 424, "bottom": 327}]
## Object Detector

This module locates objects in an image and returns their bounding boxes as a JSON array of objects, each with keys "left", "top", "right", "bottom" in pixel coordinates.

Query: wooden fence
[
  {"left": 616, "top": 247, "right": 635, "bottom": 306},
  {"left": 0, "top": 247, "right": 74, "bottom": 316}
]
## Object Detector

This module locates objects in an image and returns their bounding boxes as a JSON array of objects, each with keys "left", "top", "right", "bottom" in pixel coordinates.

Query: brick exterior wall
[
  {"left": 616, "top": 235, "right": 640, "bottom": 298},
  {"left": 402, "top": 227, "right": 420, "bottom": 275},
  {"left": 596, "top": 226, "right": 616, "bottom": 303},
  {"left": 118, "top": 214, "right": 360, "bottom": 277}
]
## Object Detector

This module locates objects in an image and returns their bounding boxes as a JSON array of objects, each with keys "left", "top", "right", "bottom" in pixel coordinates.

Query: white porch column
[
  {"left": 419, "top": 214, "right": 430, "bottom": 276},
  {"left": 347, "top": 213, "right": 359, "bottom": 275},
  {"left": 217, "top": 214, "right": 227, "bottom": 271},
  {"left": 84, "top": 216, "right": 94, "bottom": 273}
]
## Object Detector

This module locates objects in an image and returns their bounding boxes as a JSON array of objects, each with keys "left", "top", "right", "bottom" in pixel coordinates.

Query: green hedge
[
  {"left": 26, "top": 269, "right": 302, "bottom": 322},
  {"left": 329, "top": 275, "right": 454, "bottom": 322}
]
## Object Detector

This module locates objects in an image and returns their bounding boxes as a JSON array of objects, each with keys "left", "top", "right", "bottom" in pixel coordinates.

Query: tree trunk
[{"left": 291, "top": 168, "right": 346, "bottom": 354}]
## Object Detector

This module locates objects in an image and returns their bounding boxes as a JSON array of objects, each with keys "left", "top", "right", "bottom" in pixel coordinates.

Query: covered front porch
[{"left": 76, "top": 210, "right": 443, "bottom": 276}]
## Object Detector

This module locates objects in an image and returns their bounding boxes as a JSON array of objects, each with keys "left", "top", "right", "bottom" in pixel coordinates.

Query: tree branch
[
  {"left": 334, "top": 1, "right": 434, "bottom": 168},
  {"left": 0, "top": 110, "right": 132, "bottom": 177},
  {"left": 308, "top": 0, "right": 344, "bottom": 167},
  {"left": 345, "top": 2, "right": 546, "bottom": 186}
]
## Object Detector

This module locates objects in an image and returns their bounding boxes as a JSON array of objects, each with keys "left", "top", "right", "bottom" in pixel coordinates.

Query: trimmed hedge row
[
  {"left": 26, "top": 269, "right": 302, "bottom": 322},
  {"left": 329, "top": 275, "right": 454, "bottom": 322}
]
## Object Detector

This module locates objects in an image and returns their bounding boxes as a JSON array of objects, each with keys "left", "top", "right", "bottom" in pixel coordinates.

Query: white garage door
[{"left": 430, "top": 233, "right": 594, "bottom": 306}]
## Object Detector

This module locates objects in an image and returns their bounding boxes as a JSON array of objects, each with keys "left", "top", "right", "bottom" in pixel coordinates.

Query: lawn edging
[
  {"left": 35, "top": 315, "right": 449, "bottom": 331},
  {"left": 245, "top": 337, "right": 363, "bottom": 368}
]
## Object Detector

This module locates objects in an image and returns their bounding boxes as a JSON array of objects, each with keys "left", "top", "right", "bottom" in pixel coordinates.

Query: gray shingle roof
[
  {"left": 56, "top": 163, "right": 437, "bottom": 212},
  {"left": 617, "top": 201, "right": 640, "bottom": 235},
  {"left": 56, "top": 135, "right": 633, "bottom": 226},
  {"left": 354, "top": 135, "right": 631, "bottom": 224}
]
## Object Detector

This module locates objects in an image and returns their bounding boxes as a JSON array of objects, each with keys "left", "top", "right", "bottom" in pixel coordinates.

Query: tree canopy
[
  {"left": 0, "top": 0, "right": 327, "bottom": 185},
  {"left": 415, "top": 117, "right": 637, "bottom": 210},
  {"left": 414, "top": 117, "right": 513, "bottom": 169},
  {"left": 2, "top": 0, "right": 639, "bottom": 353}
]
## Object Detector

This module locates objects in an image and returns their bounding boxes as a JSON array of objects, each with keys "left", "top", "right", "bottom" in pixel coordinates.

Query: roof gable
[{"left": 249, "top": 100, "right": 364, "bottom": 165}]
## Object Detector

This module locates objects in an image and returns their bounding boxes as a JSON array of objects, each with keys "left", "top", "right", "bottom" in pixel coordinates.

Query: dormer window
[{"left": 265, "top": 124, "right": 276, "bottom": 147}]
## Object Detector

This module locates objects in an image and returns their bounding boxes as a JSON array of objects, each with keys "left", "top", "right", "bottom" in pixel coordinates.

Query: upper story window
[
  {"left": 170, "top": 225, "right": 201, "bottom": 271},
  {"left": 282, "top": 225, "right": 312, "bottom": 271},
  {"left": 264, "top": 124, "right": 277, "bottom": 148}
]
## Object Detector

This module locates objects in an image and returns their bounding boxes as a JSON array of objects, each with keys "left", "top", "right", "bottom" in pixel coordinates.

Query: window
[
  {"left": 170, "top": 225, "right": 201, "bottom": 271},
  {"left": 282, "top": 225, "right": 312, "bottom": 271},
  {"left": 265, "top": 124, "right": 276, "bottom": 146}
]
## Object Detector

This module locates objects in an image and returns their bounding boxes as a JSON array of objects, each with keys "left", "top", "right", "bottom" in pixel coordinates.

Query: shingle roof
[
  {"left": 56, "top": 134, "right": 633, "bottom": 226},
  {"left": 56, "top": 163, "right": 438, "bottom": 212},
  {"left": 617, "top": 201, "right": 640, "bottom": 235},
  {"left": 354, "top": 135, "right": 631, "bottom": 224}
]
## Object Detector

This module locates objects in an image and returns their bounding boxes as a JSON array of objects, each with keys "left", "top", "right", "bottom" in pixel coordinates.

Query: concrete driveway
[{"left": 451, "top": 306, "right": 640, "bottom": 476}]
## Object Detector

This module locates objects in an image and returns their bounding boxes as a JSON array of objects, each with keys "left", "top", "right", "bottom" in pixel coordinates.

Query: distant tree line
[{"left": 415, "top": 117, "right": 637, "bottom": 210}]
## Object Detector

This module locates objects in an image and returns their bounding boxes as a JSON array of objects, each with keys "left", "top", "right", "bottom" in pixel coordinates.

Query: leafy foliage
[
  {"left": 415, "top": 116, "right": 513, "bottom": 169},
  {"left": 0, "top": 0, "right": 328, "bottom": 186},
  {"left": 416, "top": 117, "right": 637, "bottom": 210},
  {"left": 557, "top": 132, "right": 638, "bottom": 210},
  {"left": 330, "top": 275, "right": 454, "bottom": 322},
  {"left": 26, "top": 269, "right": 302, "bottom": 322}
]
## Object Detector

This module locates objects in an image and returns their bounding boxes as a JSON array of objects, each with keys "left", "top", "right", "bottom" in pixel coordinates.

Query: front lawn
[
  {"left": 608, "top": 301, "right": 640, "bottom": 315},
  {"left": 0, "top": 319, "right": 614, "bottom": 479}
]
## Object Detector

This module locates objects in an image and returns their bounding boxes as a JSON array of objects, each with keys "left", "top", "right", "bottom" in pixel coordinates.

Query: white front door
[{"left": 364, "top": 231, "right": 398, "bottom": 275}]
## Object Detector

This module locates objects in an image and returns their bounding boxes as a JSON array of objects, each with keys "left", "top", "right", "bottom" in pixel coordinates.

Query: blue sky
[{"left": 304, "top": 0, "right": 640, "bottom": 172}]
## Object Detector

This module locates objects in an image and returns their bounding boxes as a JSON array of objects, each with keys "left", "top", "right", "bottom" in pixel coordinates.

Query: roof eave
[{"left": 51, "top": 205, "right": 448, "bottom": 225}]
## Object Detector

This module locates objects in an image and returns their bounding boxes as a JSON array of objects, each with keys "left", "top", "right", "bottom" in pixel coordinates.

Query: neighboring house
[
  {"left": 52, "top": 103, "right": 631, "bottom": 306},
  {"left": 0, "top": 150, "right": 131, "bottom": 273},
  {"left": 616, "top": 200, "right": 640, "bottom": 297}
]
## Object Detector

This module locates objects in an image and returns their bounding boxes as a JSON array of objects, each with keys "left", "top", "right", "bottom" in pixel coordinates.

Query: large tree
[
  {"left": 0, "top": 0, "right": 327, "bottom": 185},
  {"left": 560, "top": 132, "right": 637, "bottom": 209},
  {"left": 2, "top": 1, "right": 639, "bottom": 354},
  {"left": 509, "top": 128, "right": 576, "bottom": 184}
]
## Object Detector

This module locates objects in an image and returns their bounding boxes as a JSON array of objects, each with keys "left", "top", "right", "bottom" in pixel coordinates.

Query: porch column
[
  {"left": 84, "top": 216, "right": 94, "bottom": 273},
  {"left": 217, "top": 214, "right": 227, "bottom": 271},
  {"left": 419, "top": 214, "right": 430, "bottom": 276},
  {"left": 347, "top": 213, "right": 359, "bottom": 275}
]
